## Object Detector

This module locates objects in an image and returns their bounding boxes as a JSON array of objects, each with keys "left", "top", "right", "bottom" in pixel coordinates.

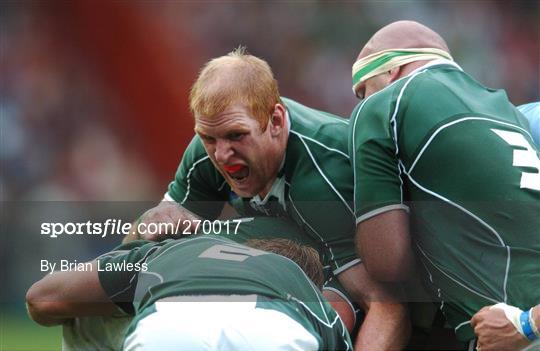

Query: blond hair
[
  {"left": 245, "top": 239, "right": 324, "bottom": 288},
  {"left": 189, "top": 47, "right": 282, "bottom": 130}
]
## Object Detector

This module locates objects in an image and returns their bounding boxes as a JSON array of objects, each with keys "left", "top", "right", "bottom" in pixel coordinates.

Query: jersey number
[
  {"left": 492, "top": 129, "right": 540, "bottom": 191},
  {"left": 198, "top": 244, "right": 266, "bottom": 262}
]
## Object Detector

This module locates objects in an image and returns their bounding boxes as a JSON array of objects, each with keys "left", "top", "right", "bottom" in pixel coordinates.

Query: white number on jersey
[
  {"left": 199, "top": 244, "right": 267, "bottom": 262},
  {"left": 492, "top": 129, "right": 540, "bottom": 191}
]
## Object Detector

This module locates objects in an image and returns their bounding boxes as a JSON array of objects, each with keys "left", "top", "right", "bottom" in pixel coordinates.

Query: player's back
[
  {"left": 127, "top": 236, "right": 322, "bottom": 312},
  {"left": 98, "top": 235, "right": 351, "bottom": 350},
  {"left": 383, "top": 63, "right": 540, "bottom": 339},
  {"left": 394, "top": 64, "right": 540, "bottom": 239}
]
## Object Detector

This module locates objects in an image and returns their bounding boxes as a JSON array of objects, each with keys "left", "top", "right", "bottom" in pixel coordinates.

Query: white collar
[
  {"left": 249, "top": 175, "right": 287, "bottom": 210},
  {"left": 407, "top": 58, "right": 463, "bottom": 77}
]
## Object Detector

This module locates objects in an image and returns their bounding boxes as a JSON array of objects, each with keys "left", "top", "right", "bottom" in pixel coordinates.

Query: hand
[
  {"left": 471, "top": 305, "right": 530, "bottom": 351},
  {"left": 133, "top": 201, "right": 200, "bottom": 242}
]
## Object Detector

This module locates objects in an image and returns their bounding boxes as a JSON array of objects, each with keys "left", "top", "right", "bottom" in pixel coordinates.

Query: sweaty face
[{"left": 195, "top": 105, "right": 282, "bottom": 198}]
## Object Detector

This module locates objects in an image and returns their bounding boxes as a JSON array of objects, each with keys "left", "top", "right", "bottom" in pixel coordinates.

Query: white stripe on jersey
[
  {"left": 296, "top": 135, "right": 354, "bottom": 215},
  {"left": 180, "top": 155, "right": 210, "bottom": 205},
  {"left": 290, "top": 130, "right": 350, "bottom": 159},
  {"left": 408, "top": 116, "right": 532, "bottom": 174}
]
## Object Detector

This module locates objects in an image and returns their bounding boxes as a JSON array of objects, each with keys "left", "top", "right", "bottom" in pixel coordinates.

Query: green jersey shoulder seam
[
  {"left": 290, "top": 129, "right": 349, "bottom": 159},
  {"left": 292, "top": 134, "right": 353, "bottom": 215},
  {"left": 180, "top": 155, "right": 211, "bottom": 205}
]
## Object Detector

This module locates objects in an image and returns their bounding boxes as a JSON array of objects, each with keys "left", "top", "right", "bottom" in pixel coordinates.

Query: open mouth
[{"left": 223, "top": 164, "right": 249, "bottom": 183}]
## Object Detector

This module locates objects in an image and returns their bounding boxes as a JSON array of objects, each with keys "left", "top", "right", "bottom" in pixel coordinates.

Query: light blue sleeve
[{"left": 518, "top": 102, "right": 540, "bottom": 147}]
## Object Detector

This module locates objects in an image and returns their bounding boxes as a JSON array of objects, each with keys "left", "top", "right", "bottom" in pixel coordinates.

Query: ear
[
  {"left": 389, "top": 66, "right": 402, "bottom": 83},
  {"left": 268, "top": 103, "right": 286, "bottom": 137}
]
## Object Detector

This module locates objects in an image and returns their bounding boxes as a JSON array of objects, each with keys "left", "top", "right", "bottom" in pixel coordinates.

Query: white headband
[{"left": 352, "top": 48, "right": 453, "bottom": 95}]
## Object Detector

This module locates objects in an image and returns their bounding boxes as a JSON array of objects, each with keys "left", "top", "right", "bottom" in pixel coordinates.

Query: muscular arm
[
  {"left": 338, "top": 263, "right": 410, "bottom": 350},
  {"left": 26, "top": 262, "right": 118, "bottom": 326},
  {"left": 357, "top": 209, "right": 414, "bottom": 281}
]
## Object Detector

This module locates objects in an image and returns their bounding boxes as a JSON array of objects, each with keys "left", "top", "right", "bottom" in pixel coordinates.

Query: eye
[
  {"left": 227, "top": 133, "right": 245, "bottom": 141},
  {"left": 200, "top": 134, "right": 216, "bottom": 144}
]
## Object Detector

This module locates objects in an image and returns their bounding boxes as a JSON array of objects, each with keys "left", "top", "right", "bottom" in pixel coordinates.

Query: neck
[
  {"left": 257, "top": 135, "right": 287, "bottom": 199},
  {"left": 257, "top": 110, "right": 289, "bottom": 199}
]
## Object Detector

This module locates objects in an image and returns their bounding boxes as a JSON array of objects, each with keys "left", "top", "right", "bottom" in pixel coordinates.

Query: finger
[
  {"left": 471, "top": 306, "right": 491, "bottom": 326},
  {"left": 188, "top": 219, "right": 200, "bottom": 233},
  {"left": 148, "top": 215, "right": 177, "bottom": 235},
  {"left": 471, "top": 313, "right": 481, "bottom": 327},
  {"left": 475, "top": 340, "right": 482, "bottom": 351}
]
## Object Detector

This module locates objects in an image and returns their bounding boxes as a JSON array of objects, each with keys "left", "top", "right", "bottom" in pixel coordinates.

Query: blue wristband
[{"left": 521, "top": 309, "right": 538, "bottom": 341}]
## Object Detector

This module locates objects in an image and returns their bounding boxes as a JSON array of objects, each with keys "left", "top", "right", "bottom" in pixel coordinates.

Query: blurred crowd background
[
  {"left": 1, "top": 0, "right": 539, "bottom": 204},
  {"left": 0, "top": 1, "right": 539, "bottom": 348}
]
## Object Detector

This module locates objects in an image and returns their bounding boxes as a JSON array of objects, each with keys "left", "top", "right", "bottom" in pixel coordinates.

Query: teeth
[
  {"left": 227, "top": 166, "right": 249, "bottom": 181},
  {"left": 232, "top": 175, "right": 247, "bottom": 181}
]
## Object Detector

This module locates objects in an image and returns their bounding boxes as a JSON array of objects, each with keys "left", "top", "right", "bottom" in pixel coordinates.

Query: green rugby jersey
[
  {"left": 349, "top": 60, "right": 540, "bottom": 341},
  {"left": 218, "top": 216, "right": 319, "bottom": 246},
  {"left": 206, "top": 216, "right": 363, "bottom": 326},
  {"left": 97, "top": 235, "right": 351, "bottom": 350},
  {"left": 167, "top": 97, "right": 358, "bottom": 274}
]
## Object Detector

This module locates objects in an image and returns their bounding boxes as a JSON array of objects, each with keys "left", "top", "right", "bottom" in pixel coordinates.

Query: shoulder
[
  {"left": 349, "top": 85, "right": 399, "bottom": 140},
  {"left": 350, "top": 64, "right": 469, "bottom": 126},
  {"left": 176, "top": 136, "right": 218, "bottom": 180},
  {"left": 283, "top": 97, "right": 350, "bottom": 155},
  {"left": 283, "top": 97, "right": 349, "bottom": 133},
  {"left": 518, "top": 102, "right": 540, "bottom": 118},
  {"left": 183, "top": 135, "right": 210, "bottom": 163},
  {"left": 406, "top": 64, "right": 481, "bottom": 100}
]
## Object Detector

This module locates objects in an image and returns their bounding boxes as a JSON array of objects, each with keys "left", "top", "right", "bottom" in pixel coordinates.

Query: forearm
[
  {"left": 26, "top": 301, "right": 71, "bottom": 326},
  {"left": 355, "top": 301, "right": 410, "bottom": 351},
  {"left": 337, "top": 263, "right": 410, "bottom": 349},
  {"left": 26, "top": 263, "right": 118, "bottom": 326},
  {"left": 27, "top": 299, "right": 118, "bottom": 327}
]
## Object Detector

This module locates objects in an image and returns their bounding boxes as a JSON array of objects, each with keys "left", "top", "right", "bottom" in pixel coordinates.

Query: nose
[{"left": 214, "top": 139, "right": 233, "bottom": 164}]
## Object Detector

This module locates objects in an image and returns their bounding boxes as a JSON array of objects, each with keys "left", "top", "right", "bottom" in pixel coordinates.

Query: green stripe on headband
[{"left": 352, "top": 50, "right": 435, "bottom": 87}]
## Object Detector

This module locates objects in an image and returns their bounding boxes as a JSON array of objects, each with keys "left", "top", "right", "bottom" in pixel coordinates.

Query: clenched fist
[{"left": 471, "top": 305, "right": 531, "bottom": 351}]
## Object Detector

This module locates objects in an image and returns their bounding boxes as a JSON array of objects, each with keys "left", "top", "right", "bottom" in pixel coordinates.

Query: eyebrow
[{"left": 195, "top": 123, "right": 251, "bottom": 136}]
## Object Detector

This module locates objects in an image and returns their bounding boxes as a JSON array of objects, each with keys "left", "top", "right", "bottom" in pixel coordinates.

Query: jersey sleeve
[
  {"left": 166, "top": 136, "right": 228, "bottom": 219},
  {"left": 349, "top": 96, "right": 409, "bottom": 224},
  {"left": 97, "top": 240, "right": 161, "bottom": 314}
]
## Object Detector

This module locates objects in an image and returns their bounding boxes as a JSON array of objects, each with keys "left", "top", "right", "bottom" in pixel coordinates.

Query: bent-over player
[{"left": 27, "top": 234, "right": 352, "bottom": 350}]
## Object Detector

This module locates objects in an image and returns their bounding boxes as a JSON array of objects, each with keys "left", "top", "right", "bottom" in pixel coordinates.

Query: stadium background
[{"left": 1, "top": 1, "right": 539, "bottom": 350}]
